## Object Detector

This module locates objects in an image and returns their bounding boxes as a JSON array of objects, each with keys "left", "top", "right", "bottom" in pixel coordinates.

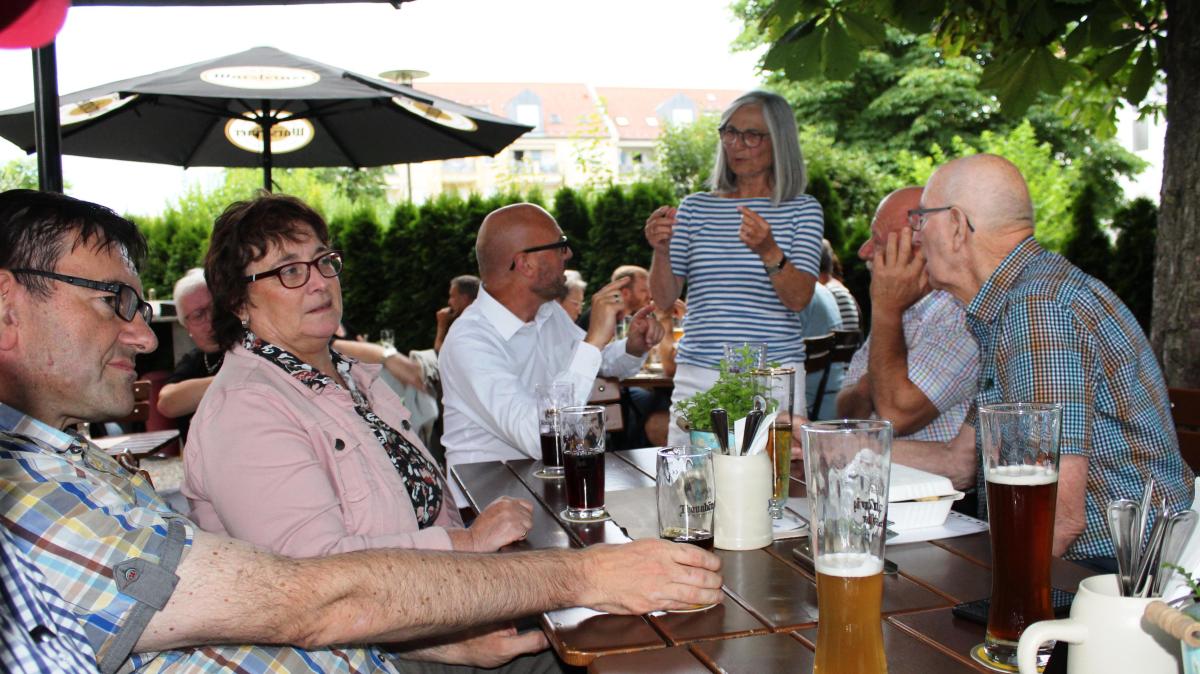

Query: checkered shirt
[
  {"left": 965, "top": 237, "right": 1193, "bottom": 560},
  {"left": 844, "top": 290, "right": 978, "bottom": 442},
  {"left": 0, "top": 403, "right": 395, "bottom": 673},
  {"left": 1, "top": 524, "right": 99, "bottom": 674}
]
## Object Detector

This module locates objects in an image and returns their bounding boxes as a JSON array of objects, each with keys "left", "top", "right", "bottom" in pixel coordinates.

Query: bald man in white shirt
[{"left": 440, "top": 204, "right": 663, "bottom": 503}]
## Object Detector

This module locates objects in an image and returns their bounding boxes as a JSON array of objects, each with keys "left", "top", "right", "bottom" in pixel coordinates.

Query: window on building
[{"left": 670, "top": 108, "right": 695, "bottom": 125}]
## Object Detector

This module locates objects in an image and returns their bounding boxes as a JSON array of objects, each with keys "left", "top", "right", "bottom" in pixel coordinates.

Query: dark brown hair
[{"left": 205, "top": 192, "right": 330, "bottom": 351}]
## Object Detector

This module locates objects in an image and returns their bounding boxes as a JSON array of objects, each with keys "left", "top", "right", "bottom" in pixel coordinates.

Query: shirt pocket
[{"left": 318, "top": 424, "right": 381, "bottom": 524}]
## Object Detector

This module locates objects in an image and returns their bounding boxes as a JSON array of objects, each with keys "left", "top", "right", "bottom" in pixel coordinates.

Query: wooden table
[
  {"left": 452, "top": 448, "right": 1096, "bottom": 673},
  {"left": 621, "top": 371, "right": 674, "bottom": 389}
]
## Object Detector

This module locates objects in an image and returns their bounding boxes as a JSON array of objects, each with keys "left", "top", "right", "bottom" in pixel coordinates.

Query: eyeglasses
[
  {"left": 509, "top": 236, "right": 570, "bottom": 271},
  {"left": 183, "top": 304, "right": 212, "bottom": 325},
  {"left": 12, "top": 268, "right": 154, "bottom": 323},
  {"left": 718, "top": 124, "right": 769, "bottom": 149},
  {"left": 245, "top": 251, "right": 344, "bottom": 289},
  {"left": 906, "top": 205, "right": 976, "bottom": 233}
]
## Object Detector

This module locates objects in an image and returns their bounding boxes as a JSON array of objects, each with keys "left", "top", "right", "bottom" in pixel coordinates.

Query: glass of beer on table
[
  {"left": 755, "top": 367, "right": 796, "bottom": 519},
  {"left": 560, "top": 405, "right": 608, "bottom": 521},
  {"left": 801, "top": 419, "right": 893, "bottom": 674},
  {"left": 535, "top": 382, "right": 574, "bottom": 478},
  {"left": 975, "top": 403, "right": 1062, "bottom": 672},
  {"left": 657, "top": 445, "right": 716, "bottom": 549}
]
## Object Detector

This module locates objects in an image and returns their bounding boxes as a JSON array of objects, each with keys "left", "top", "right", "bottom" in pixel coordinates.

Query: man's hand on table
[
  {"left": 450, "top": 496, "right": 534, "bottom": 552},
  {"left": 398, "top": 622, "right": 549, "bottom": 667},
  {"left": 578, "top": 538, "right": 723, "bottom": 614}
]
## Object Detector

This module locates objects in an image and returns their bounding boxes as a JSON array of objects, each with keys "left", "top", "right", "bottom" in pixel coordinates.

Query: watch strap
[{"left": 765, "top": 252, "right": 788, "bottom": 277}]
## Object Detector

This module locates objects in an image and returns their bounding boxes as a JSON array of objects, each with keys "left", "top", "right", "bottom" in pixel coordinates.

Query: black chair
[{"left": 803, "top": 333, "right": 835, "bottom": 418}]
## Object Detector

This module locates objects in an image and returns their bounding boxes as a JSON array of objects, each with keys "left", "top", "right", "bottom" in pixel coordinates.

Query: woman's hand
[
  {"left": 645, "top": 206, "right": 678, "bottom": 255},
  {"left": 738, "top": 206, "right": 783, "bottom": 263},
  {"left": 463, "top": 496, "right": 534, "bottom": 552}
]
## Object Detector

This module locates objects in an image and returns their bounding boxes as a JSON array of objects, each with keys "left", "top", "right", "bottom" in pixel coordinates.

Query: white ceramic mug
[
  {"left": 1016, "top": 574, "right": 1182, "bottom": 674},
  {"left": 713, "top": 452, "right": 772, "bottom": 550}
]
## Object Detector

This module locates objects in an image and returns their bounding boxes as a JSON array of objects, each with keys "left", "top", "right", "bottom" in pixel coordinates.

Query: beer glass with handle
[
  {"left": 975, "top": 403, "right": 1062, "bottom": 672},
  {"left": 802, "top": 419, "right": 892, "bottom": 674}
]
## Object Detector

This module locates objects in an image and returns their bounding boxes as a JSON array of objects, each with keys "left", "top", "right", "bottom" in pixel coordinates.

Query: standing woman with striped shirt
[{"left": 645, "top": 90, "right": 824, "bottom": 446}]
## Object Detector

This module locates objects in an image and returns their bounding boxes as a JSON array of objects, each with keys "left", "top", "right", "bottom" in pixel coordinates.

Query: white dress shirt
[{"left": 439, "top": 287, "right": 645, "bottom": 503}]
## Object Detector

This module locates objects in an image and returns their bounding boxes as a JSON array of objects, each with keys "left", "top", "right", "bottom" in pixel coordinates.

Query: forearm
[
  {"left": 334, "top": 339, "right": 386, "bottom": 364},
  {"left": 766, "top": 264, "right": 815, "bottom": 312},
  {"left": 648, "top": 251, "right": 682, "bottom": 310},
  {"left": 434, "top": 325, "right": 449, "bottom": 354},
  {"left": 866, "top": 309, "right": 937, "bottom": 435},
  {"left": 835, "top": 376, "right": 874, "bottom": 419},
  {"left": 157, "top": 377, "right": 215, "bottom": 418},
  {"left": 141, "top": 532, "right": 579, "bottom": 652},
  {"left": 892, "top": 423, "right": 977, "bottom": 490},
  {"left": 1052, "top": 455, "right": 1088, "bottom": 557}
]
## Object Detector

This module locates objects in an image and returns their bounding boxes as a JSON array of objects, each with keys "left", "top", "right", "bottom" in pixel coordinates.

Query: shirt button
[
  {"left": 124, "top": 568, "right": 139, "bottom": 582},
  {"left": 402, "top": 420, "right": 411, "bottom": 431},
  {"left": 30, "top": 625, "right": 52, "bottom": 643},
  {"left": 334, "top": 439, "right": 346, "bottom": 451}
]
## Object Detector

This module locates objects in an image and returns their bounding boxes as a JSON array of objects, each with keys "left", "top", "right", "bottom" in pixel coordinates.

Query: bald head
[
  {"left": 924, "top": 154, "right": 1034, "bottom": 234},
  {"left": 857, "top": 186, "right": 922, "bottom": 262},
  {"left": 476, "top": 203, "right": 559, "bottom": 281}
]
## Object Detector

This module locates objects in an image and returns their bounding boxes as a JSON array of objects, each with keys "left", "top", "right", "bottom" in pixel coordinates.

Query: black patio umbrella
[{"left": 0, "top": 45, "right": 531, "bottom": 190}]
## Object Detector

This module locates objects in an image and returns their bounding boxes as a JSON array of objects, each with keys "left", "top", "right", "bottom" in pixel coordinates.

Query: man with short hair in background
[
  {"left": 434, "top": 274, "right": 479, "bottom": 353},
  {"left": 157, "top": 268, "right": 222, "bottom": 442}
]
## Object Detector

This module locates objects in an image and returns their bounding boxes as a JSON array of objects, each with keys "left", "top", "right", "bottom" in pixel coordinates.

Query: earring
[{"left": 240, "top": 316, "right": 249, "bottom": 328}]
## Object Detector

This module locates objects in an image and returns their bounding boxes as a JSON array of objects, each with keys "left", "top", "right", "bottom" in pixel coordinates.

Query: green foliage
[
  {"left": 0, "top": 158, "right": 39, "bottom": 190},
  {"left": 1108, "top": 197, "right": 1158, "bottom": 332},
  {"left": 581, "top": 182, "right": 674, "bottom": 294},
  {"left": 677, "top": 347, "right": 764, "bottom": 432},
  {"left": 553, "top": 187, "right": 592, "bottom": 273},
  {"left": 654, "top": 114, "right": 721, "bottom": 196},
  {"left": 1062, "top": 183, "right": 1114, "bottom": 288},
  {"left": 330, "top": 211, "right": 386, "bottom": 340}
]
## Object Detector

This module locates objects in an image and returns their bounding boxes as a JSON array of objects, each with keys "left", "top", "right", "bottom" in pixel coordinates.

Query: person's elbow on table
[{"left": 576, "top": 539, "right": 723, "bottom": 615}]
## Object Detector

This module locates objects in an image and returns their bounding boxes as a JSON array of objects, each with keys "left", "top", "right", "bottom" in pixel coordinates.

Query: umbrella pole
[
  {"left": 32, "top": 44, "right": 64, "bottom": 193},
  {"left": 260, "top": 104, "right": 273, "bottom": 193}
]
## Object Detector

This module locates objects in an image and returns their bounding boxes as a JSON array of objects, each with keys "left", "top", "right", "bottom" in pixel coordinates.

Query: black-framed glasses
[
  {"left": 12, "top": 268, "right": 153, "bottom": 323},
  {"left": 906, "top": 205, "right": 976, "bottom": 233},
  {"left": 509, "top": 236, "right": 570, "bottom": 271},
  {"left": 245, "top": 251, "right": 343, "bottom": 289},
  {"left": 718, "top": 124, "right": 770, "bottom": 149}
]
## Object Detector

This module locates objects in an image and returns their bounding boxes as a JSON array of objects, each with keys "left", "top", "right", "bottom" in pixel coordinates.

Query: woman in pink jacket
[{"left": 182, "top": 193, "right": 532, "bottom": 559}]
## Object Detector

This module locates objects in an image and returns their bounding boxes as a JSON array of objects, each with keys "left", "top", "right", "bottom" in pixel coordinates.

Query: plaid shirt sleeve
[
  {"left": 907, "top": 296, "right": 979, "bottom": 415},
  {"left": 0, "top": 437, "right": 194, "bottom": 671}
]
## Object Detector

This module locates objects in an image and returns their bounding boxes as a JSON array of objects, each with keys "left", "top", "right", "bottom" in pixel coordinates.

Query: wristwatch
[{"left": 765, "top": 252, "right": 788, "bottom": 277}]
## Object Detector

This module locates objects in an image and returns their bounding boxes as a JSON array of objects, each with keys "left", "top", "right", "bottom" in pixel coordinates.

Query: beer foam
[
  {"left": 986, "top": 464, "right": 1057, "bottom": 486},
  {"left": 814, "top": 552, "right": 884, "bottom": 577}
]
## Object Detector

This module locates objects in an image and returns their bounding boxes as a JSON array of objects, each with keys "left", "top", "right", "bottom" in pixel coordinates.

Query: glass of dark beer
[
  {"left": 560, "top": 405, "right": 607, "bottom": 521},
  {"left": 534, "top": 382, "right": 574, "bottom": 479},
  {"left": 801, "top": 419, "right": 893, "bottom": 674},
  {"left": 975, "top": 403, "right": 1062, "bottom": 672},
  {"left": 656, "top": 446, "right": 716, "bottom": 549}
]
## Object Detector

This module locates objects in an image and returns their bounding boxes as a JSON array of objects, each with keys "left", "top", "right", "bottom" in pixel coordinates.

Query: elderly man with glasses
[
  {"left": 440, "top": 203, "right": 663, "bottom": 503},
  {"left": 836, "top": 186, "right": 978, "bottom": 443},
  {"left": 888, "top": 155, "right": 1192, "bottom": 569}
]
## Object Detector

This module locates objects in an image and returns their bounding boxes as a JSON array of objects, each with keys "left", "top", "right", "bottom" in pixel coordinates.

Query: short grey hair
[
  {"left": 173, "top": 268, "right": 207, "bottom": 325},
  {"left": 565, "top": 270, "right": 587, "bottom": 294},
  {"left": 709, "top": 90, "right": 806, "bottom": 205}
]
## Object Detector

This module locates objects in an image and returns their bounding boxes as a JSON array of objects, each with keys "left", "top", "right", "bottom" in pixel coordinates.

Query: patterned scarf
[{"left": 242, "top": 332, "right": 442, "bottom": 528}]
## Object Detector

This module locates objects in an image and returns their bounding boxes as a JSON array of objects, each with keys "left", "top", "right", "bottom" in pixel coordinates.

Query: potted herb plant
[{"left": 676, "top": 346, "right": 765, "bottom": 450}]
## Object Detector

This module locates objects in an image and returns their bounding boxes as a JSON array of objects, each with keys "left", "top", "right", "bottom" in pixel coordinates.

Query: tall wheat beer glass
[
  {"left": 755, "top": 367, "right": 796, "bottom": 519},
  {"left": 975, "top": 403, "right": 1062, "bottom": 672},
  {"left": 802, "top": 419, "right": 893, "bottom": 674}
]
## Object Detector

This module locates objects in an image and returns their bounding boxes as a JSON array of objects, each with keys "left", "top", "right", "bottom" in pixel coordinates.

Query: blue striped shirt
[
  {"left": 967, "top": 237, "right": 1193, "bottom": 560},
  {"left": 669, "top": 192, "right": 824, "bottom": 367}
]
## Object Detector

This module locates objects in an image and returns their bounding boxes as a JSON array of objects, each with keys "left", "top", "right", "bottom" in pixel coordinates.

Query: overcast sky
[{"left": 0, "top": 0, "right": 765, "bottom": 214}]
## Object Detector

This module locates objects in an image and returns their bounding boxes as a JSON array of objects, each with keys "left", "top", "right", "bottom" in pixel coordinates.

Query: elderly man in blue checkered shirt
[{"left": 890, "top": 154, "right": 1193, "bottom": 568}]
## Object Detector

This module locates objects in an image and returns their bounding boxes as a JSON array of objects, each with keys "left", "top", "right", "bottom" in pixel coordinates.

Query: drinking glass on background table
[
  {"left": 560, "top": 405, "right": 608, "bottom": 521},
  {"left": 672, "top": 316, "right": 684, "bottom": 342},
  {"left": 723, "top": 342, "right": 767, "bottom": 372},
  {"left": 616, "top": 315, "right": 633, "bottom": 341},
  {"left": 535, "top": 382, "right": 574, "bottom": 479},
  {"left": 657, "top": 446, "right": 715, "bottom": 549},
  {"left": 378, "top": 328, "right": 395, "bottom": 350},
  {"left": 755, "top": 367, "right": 795, "bottom": 519},
  {"left": 975, "top": 403, "right": 1062, "bottom": 672},
  {"left": 802, "top": 419, "right": 892, "bottom": 674}
]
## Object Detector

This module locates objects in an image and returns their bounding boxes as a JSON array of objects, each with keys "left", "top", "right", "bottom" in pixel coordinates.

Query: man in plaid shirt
[
  {"left": 836, "top": 186, "right": 978, "bottom": 443},
  {"left": 890, "top": 155, "right": 1192, "bottom": 565},
  {"left": 0, "top": 189, "right": 723, "bottom": 673}
]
